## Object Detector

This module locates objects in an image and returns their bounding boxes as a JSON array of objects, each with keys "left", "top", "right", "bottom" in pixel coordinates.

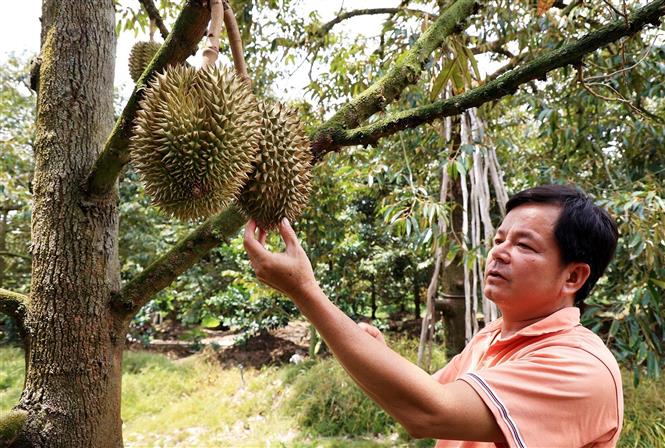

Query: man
[{"left": 244, "top": 184, "right": 623, "bottom": 447}]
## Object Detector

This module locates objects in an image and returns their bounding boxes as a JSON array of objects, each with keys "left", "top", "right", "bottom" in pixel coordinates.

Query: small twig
[
  {"left": 202, "top": 0, "right": 224, "bottom": 68},
  {"left": 579, "top": 66, "right": 663, "bottom": 123},
  {"left": 584, "top": 35, "right": 657, "bottom": 82},
  {"left": 138, "top": 0, "right": 170, "bottom": 39},
  {"left": 222, "top": 0, "right": 250, "bottom": 84},
  {"left": 601, "top": 0, "right": 625, "bottom": 18}
]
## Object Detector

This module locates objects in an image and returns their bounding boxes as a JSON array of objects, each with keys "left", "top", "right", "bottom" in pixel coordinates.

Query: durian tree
[{"left": 1, "top": 0, "right": 664, "bottom": 445}]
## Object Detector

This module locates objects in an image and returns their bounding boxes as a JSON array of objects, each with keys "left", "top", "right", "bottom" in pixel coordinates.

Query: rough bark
[{"left": 15, "top": 0, "right": 125, "bottom": 446}]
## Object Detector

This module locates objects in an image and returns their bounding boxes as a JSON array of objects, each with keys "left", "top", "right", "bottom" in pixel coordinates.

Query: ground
[{"left": 127, "top": 316, "right": 424, "bottom": 368}]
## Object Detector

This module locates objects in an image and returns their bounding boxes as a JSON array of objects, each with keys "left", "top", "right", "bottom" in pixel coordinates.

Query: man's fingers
[
  {"left": 258, "top": 227, "right": 267, "bottom": 246},
  {"left": 244, "top": 220, "right": 268, "bottom": 258},
  {"left": 278, "top": 218, "right": 299, "bottom": 250}
]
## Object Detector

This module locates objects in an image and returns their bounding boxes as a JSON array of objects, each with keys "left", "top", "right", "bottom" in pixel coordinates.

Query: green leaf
[
  {"left": 430, "top": 56, "right": 457, "bottom": 101},
  {"left": 201, "top": 315, "right": 220, "bottom": 328},
  {"left": 650, "top": 278, "right": 665, "bottom": 289}
]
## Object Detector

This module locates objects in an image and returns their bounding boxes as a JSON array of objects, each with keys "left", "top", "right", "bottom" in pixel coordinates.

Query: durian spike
[
  {"left": 223, "top": 0, "right": 251, "bottom": 86},
  {"left": 202, "top": 0, "right": 224, "bottom": 68}
]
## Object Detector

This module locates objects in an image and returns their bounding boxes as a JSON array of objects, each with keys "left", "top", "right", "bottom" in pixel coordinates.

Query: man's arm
[{"left": 243, "top": 219, "right": 505, "bottom": 442}]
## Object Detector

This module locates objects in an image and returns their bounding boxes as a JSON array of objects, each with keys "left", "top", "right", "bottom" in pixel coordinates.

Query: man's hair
[{"left": 505, "top": 184, "right": 618, "bottom": 305}]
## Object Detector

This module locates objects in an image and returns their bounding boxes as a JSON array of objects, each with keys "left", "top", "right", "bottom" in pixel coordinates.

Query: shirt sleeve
[
  {"left": 459, "top": 346, "right": 622, "bottom": 448},
  {"left": 432, "top": 353, "right": 461, "bottom": 384}
]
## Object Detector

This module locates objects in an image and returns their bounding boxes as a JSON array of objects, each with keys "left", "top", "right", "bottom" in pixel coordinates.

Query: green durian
[
  {"left": 237, "top": 101, "right": 312, "bottom": 229},
  {"left": 128, "top": 41, "right": 162, "bottom": 82},
  {"left": 130, "top": 65, "right": 261, "bottom": 220}
]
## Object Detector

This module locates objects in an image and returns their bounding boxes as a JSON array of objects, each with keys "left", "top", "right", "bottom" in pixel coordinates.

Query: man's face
[{"left": 484, "top": 203, "right": 572, "bottom": 319}]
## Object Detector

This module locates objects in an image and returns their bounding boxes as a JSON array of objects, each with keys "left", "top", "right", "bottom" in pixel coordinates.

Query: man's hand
[
  {"left": 243, "top": 219, "right": 318, "bottom": 299},
  {"left": 358, "top": 322, "right": 386, "bottom": 345}
]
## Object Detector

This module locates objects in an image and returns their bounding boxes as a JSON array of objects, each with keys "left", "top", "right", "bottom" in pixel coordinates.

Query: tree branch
[
  {"left": 273, "top": 7, "right": 437, "bottom": 49},
  {"left": 310, "top": 0, "right": 479, "bottom": 160},
  {"left": 139, "top": 0, "right": 170, "bottom": 39},
  {"left": 330, "top": 0, "right": 665, "bottom": 148},
  {"left": 317, "top": 8, "right": 437, "bottom": 37},
  {"left": 85, "top": 0, "right": 210, "bottom": 199},
  {"left": 0, "top": 288, "right": 28, "bottom": 333},
  {"left": 0, "top": 410, "right": 28, "bottom": 446},
  {"left": 113, "top": 207, "right": 246, "bottom": 318}
]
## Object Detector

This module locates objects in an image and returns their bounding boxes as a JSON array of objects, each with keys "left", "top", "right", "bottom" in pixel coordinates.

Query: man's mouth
[{"left": 486, "top": 269, "right": 508, "bottom": 281}]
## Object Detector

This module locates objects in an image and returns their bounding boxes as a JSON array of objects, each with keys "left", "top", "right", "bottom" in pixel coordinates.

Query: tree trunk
[
  {"left": 437, "top": 115, "right": 467, "bottom": 356},
  {"left": 15, "top": 1, "right": 125, "bottom": 446}
]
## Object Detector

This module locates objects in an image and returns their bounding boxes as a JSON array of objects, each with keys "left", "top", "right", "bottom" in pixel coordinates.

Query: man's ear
[{"left": 562, "top": 263, "right": 591, "bottom": 296}]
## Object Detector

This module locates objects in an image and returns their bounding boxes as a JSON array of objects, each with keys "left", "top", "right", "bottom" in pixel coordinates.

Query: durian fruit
[
  {"left": 128, "top": 41, "right": 161, "bottom": 82},
  {"left": 130, "top": 65, "right": 262, "bottom": 220},
  {"left": 237, "top": 101, "right": 312, "bottom": 229}
]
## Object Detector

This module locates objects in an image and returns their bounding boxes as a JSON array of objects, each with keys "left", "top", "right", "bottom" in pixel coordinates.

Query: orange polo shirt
[{"left": 433, "top": 307, "right": 623, "bottom": 448}]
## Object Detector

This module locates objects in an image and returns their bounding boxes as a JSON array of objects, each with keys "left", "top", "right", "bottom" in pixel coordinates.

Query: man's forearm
[{"left": 290, "top": 282, "right": 452, "bottom": 435}]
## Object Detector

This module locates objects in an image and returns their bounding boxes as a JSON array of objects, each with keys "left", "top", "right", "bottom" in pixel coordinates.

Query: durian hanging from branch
[
  {"left": 217, "top": 1, "right": 313, "bottom": 228},
  {"left": 237, "top": 100, "right": 312, "bottom": 229},
  {"left": 128, "top": 19, "right": 162, "bottom": 83},
  {"left": 129, "top": 0, "right": 261, "bottom": 221}
]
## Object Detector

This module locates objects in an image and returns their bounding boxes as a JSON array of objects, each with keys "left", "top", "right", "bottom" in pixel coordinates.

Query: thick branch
[
  {"left": 309, "top": 0, "right": 479, "bottom": 159},
  {"left": 329, "top": 0, "right": 665, "bottom": 148},
  {"left": 114, "top": 207, "right": 246, "bottom": 318},
  {"left": 85, "top": 0, "right": 210, "bottom": 198},
  {"left": 0, "top": 288, "right": 28, "bottom": 332},
  {"left": 139, "top": 0, "right": 170, "bottom": 39}
]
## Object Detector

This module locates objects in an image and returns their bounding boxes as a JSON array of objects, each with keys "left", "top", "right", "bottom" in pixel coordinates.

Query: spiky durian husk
[
  {"left": 128, "top": 41, "right": 162, "bottom": 82},
  {"left": 130, "top": 65, "right": 261, "bottom": 220},
  {"left": 237, "top": 101, "right": 312, "bottom": 229}
]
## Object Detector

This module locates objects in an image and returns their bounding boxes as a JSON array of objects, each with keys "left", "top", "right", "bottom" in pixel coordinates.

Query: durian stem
[
  {"left": 149, "top": 18, "right": 156, "bottom": 41},
  {"left": 223, "top": 0, "right": 251, "bottom": 85},
  {"left": 202, "top": 0, "right": 224, "bottom": 68}
]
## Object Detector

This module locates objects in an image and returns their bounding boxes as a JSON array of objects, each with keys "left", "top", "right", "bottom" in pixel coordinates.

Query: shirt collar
[{"left": 480, "top": 306, "right": 581, "bottom": 340}]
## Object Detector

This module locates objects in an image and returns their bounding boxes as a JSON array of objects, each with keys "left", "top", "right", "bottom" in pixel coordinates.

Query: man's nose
[{"left": 489, "top": 242, "right": 510, "bottom": 264}]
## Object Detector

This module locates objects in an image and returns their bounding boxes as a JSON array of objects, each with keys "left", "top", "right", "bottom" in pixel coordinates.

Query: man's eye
[
  {"left": 518, "top": 243, "right": 533, "bottom": 250},
  {"left": 493, "top": 239, "right": 503, "bottom": 245}
]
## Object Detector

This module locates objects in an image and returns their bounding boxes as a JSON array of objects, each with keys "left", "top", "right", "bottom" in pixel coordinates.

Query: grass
[{"left": 0, "top": 340, "right": 663, "bottom": 447}]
